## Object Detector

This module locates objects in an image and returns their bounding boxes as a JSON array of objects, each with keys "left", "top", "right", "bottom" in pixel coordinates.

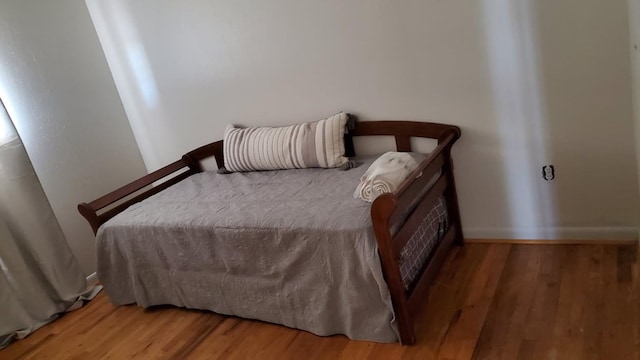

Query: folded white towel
[{"left": 354, "top": 152, "right": 419, "bottom": 202}]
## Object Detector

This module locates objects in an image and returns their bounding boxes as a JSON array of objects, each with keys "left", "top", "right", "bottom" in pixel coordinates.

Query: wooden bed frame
[{"left": 78, "top": 119, "right": 463, "bottom": 345}]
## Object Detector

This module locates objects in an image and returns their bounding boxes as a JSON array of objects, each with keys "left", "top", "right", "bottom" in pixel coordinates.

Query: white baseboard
[
  {"left": 464, "top": 226, "right": 638, "bottom": 241},
  {"left": 86, "top": 272, "right": 99, "bottom": 286},
  {"left": 80, "top": 227, "right": 636, "bottom": 287}
]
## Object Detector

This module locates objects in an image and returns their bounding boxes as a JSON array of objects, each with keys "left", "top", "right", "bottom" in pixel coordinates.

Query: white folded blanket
[{"left": 354, "top": 152, "right": 420, "bottom": 202}]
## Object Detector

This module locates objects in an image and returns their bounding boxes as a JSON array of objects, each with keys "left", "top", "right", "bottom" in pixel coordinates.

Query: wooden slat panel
[
  {"left": 407, "top": 224, "right": 457, "bottom": 315},
  {"left": 353, "top": 120, "right": 459, "bottom": 140},
  {"left": 392, "top": 174, "right": 449, "bottom": 254},
  {"left": 392, "top": 131, "right": 456, "bottom": 198},
  {"left": 185, "top": 140, "right": 224, "bottom": 168},
  {"left": 395, "top": 136, "right": 412, "bottom": 152},
  {"left": 388, "top": 154, "right": 445, "bottom": 227}
]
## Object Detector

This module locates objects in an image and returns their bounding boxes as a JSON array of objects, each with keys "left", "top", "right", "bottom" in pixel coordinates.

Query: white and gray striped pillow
[{"left": 223, "top": 113, "right": 349, "bottom": 172}]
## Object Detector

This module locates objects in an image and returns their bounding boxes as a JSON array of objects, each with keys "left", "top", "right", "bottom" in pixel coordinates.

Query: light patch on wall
[
  {"left": 0, "top": 99, "right": 18, "bottom": 146},
  {"left": 100, "top": 1, "right": 159, "bottom": 109},
  {"left": 483, "top": 0, "right": 557, "bottom": 238},
  {"left": 86, "top": 0, "right": 165, "bottom": 171},
  {"left": 125, "top": 44, "right": 159, "bottom": 107},
  {"left": 628, "top": 0, "right": 640, "bottom": 196}
]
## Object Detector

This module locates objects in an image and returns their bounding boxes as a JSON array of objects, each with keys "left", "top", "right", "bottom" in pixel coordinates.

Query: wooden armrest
[
  {"left": 78, "top": 159, "right": 194, "bottom": 234},
  {"left": 79, "top": 139, "right": 226, "bottom": 234}
]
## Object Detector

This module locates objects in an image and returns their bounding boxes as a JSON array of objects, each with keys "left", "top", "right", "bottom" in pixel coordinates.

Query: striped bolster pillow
[{"left": 223, "top": 112, "right": 349, "bottom": 172}]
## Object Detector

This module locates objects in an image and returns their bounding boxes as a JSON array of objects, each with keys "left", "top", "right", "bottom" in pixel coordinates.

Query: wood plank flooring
[{"left": 1, "top": 244, "right": 637, "bottom": 359}]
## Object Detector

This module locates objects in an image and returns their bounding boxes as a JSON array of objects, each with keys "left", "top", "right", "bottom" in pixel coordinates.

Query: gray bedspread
[{"left": 97, "top": 156, "right": 399, "bottom": 342}]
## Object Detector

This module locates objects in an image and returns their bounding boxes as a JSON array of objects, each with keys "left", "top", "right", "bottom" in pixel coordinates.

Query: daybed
[{"left": 78, "top": 115, "right": 463, "bottom": 345}]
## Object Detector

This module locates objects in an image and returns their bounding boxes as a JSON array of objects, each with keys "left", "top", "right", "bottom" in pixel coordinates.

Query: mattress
[{"left": 96, "top": 155, "right": 448, "bottom": 343}]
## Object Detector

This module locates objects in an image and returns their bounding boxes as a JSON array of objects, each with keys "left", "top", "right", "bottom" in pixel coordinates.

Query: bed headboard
[{"left": 350, "top": 119, "right": 461, "bottom": 153}]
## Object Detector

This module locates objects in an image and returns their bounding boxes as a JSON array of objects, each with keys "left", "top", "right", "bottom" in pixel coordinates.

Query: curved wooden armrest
[{"left": 78, "top": 159, "right": 195, "bottom": 234}]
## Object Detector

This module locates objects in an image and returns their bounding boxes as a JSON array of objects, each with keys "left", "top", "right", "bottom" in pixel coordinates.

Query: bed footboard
[{"left": 354, "top": 122, "right": 463, "bottom": 345}]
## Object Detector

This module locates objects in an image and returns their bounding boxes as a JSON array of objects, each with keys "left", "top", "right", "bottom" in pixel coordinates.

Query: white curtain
[{"left": 0, "top": 100, "right": 100, "bottom": 348}]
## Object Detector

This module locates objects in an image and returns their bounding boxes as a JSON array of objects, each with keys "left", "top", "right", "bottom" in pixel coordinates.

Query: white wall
[
  {"left": 87, "top": 0, "right": 640, "bottom": 240},
  {"left": 0, "top": 0, "right": 147, "bottom": 275},
  {"left": 628, "top": 0, "right": 640, "bottom": 201}
]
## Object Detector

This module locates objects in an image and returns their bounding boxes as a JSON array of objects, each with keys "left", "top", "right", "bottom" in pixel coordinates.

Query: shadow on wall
[
  {"left": 482, "top": 0, "right": 639, "bottom": 239},
  {"left": 482, "top": 0, "right": 557, "bottom": 239},
  {"left": 86, "top": 0, "right": 162, "bottom": 172}
]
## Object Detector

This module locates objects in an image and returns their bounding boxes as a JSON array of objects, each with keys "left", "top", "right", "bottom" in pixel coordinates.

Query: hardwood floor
[{"left": 2, "top": 244, "right": 637, "bottom": 359}]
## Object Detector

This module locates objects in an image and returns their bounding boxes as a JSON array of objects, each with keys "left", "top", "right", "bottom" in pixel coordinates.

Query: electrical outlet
[{"left": 542, "top": 165, "right": 555, "bottom": 181}]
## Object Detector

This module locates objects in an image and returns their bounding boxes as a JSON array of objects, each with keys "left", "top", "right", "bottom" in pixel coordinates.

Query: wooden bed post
[
  {"left": 78, "top": 202, "right": 100, "bottom": 235},
  {"left": 371, "top": 193, "right": 416, "bottom": 345},
  {"left": 439, "top": 129, "right": 464, "bottom": 246}
]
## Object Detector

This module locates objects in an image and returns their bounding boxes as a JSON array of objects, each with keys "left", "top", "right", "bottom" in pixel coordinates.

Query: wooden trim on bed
[
  {"left": 78, "top": 118, "right": 463, "bottom": 346},
  {"left": 184, "top": 140, "right": 225, "bottom": 169},
  {"left": 352, "top": 120, "right": 457, "bottom": 140},
  {"left": 408, "top": 224, "right": 457, "bottom": 314}
]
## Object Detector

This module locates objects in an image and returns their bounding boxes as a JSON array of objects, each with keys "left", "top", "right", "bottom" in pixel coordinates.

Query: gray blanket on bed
[{"left": 96, "top": 157, "right": 399, "bottom": 342}]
